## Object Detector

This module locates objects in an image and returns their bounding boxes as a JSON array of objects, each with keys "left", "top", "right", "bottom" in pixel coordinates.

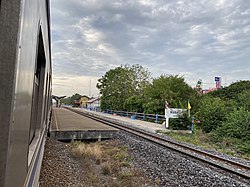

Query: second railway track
[{"left": 66, "top": 107, "right": 250, "bottom": 181}]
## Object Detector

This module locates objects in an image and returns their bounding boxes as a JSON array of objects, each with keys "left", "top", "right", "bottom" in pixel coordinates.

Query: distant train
[{"left": 0, "top": 0, "right": 51, "bottom": 186}]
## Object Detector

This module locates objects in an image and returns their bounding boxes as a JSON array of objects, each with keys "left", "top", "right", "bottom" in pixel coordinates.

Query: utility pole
[{"left": 89, "top": 79, "right": 91, "bottom": 98}]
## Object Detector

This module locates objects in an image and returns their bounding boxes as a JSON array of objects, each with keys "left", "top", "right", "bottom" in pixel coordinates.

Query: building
[
  {"left": 202, "top": 88, "right": 217, "bottom": 94},
  {"left": 87, "top": 97, "right": 100, "bottom": 110},
  {"left": 80, "top": 95, "right": 90, "bottom": 108}
]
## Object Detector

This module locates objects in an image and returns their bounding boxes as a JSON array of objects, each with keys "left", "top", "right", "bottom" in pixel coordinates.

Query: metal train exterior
[{"left": 0, "top": 0, "right": 51, "bottom": 186}]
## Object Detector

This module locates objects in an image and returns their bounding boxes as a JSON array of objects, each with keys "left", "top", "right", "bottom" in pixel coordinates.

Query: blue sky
[{"left": 51, "top": 0, "right": 250, "bottom": 96}]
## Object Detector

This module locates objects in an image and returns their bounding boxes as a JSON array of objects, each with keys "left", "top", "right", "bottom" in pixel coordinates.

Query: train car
[{"left": 0, "top": 0, "right": 51, "bottom": 186}]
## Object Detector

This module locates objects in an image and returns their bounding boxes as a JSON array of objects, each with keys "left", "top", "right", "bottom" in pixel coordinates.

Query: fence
[{"left": 103, "top": 109, "right": 165, "bottom": 124}]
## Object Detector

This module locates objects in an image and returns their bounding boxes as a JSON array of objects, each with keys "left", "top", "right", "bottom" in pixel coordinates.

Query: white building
[{"left": 86, "top": 97, "right": 100, "bottom": 110}]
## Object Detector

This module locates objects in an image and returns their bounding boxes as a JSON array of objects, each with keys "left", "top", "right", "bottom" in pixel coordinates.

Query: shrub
[
  {"left": 196, "top": 96, "right": 228, "bottom": 133},
  {"left": 169, "top": 114, "right": 192, "bottom": 130},
  {"left": 213, "top": 107, "right": 250, "bottom": 141},
  {"left": 237, "top": 90, "right": 250, "bottom": 111},
  {"left": 209, "top": 80, "right": 250, "bottom": 100}
]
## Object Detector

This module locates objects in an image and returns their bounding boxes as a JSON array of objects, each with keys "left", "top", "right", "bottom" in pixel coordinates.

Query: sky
[{"left": 51, "top": 0, "right": 250, "bottom": 97}]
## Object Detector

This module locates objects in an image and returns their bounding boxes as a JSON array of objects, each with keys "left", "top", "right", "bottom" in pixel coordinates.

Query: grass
[
  {"left": 101, "top": 162, "right": 112, "bottom": 175},
  {"left": 163, "top": 129, "right": 250, "bottom": 160},
  {"left": 71, "top": 141, "right": 102, "bottom": 164},
  {"left": 70, "top": 140, "right": 156, "bottom": 187}
]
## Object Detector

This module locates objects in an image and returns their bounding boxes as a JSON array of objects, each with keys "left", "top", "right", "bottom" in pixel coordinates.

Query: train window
[
  {"left": 43, "top": 74, "right": 49, "bottom": 124},
  {"left": 29, "top": 28, "right": 46, "bottom": 144}
]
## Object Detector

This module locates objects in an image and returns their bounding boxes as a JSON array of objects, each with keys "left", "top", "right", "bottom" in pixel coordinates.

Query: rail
[{"left": 66, "top": 107, "right": 250, "bottom": 180}]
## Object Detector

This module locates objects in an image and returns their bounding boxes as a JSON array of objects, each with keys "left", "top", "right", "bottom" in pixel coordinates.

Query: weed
[
  {"left": 72, "top": 142, "right": 103, "bottom": 161},
  {"left": 164, "top": 130, "right": 250, "bottom": 160},
  {"left": 101, "top": 162, "right": 112, "bottom": 175},
  {"left": 114, "top": 151, "right": 127, "bottom": 161},
  {"left": 118, "top": 172, "right": 133, "bottom": 180},
  {"left": 121, "top": 161, "right": 131, "bottom": 167},
  {"left": 69, "top": 140, "right": 157, "bottom": 186}
]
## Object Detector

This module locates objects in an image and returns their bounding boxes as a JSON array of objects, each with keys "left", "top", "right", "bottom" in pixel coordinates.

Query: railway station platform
[
  {"left": 71, "top": 108, "right": 168, "bottom": 134},
  {"left": 50, "top": 108, "right": 118, "bottom": 141}
]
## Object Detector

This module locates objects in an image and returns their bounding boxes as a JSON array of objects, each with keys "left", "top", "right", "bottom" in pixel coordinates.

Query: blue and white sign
[
  {"left": 165, "top": 108, "right": 186, "bottom": 118},
  {"left": 215, "top": 76, "right": 221, "bottom": 82},
  {"left": 165, "top": 108, "right": 187, "bottom": 128}
]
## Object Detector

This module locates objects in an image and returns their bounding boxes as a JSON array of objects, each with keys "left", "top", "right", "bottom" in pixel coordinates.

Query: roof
[
  {"left": 87, "top": 97, "right": 100, "bottom": 103},
  {"left": 81, "top": 95, "right": 90, "bottom": 99}
]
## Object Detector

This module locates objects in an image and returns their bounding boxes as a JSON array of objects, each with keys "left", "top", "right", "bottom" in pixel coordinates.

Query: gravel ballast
[
  {"left": 40, "top": 133, "right": 250, "bottom": 187},
  {"left": 115, "top": 131, "right": 250, "bottom": 187},
  {"left": 40, "top": 139, "right": 86, "bottom": 187}
]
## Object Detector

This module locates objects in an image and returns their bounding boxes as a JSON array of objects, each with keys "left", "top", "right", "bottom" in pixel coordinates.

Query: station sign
[
  {"left": 165, "top": 108, "right": 186, "bottom": 118},
  {"left": 165, "top": 108, "right": 187, "bottom": 128}
]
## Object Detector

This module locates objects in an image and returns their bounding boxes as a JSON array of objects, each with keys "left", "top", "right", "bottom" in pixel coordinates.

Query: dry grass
[
  {"left": 70, "top": 140, "right": 157, "bottom": 187},
  {"left": 72, "top": 142, "right": 102, "bottom": 157},
  {"left": 72, "top": 142, "right": 102, "bottom": 163},
  {"left": 101, "top": 162, "right": 112, "bottom": 175}
]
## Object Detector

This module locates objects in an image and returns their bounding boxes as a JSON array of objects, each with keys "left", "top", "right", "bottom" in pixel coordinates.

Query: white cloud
[
  {"left": 52, "top": 75, "right": 100, "bottom": 97},
  {"left": 51, "top": 0, "right": 250, "bottom": 96}
]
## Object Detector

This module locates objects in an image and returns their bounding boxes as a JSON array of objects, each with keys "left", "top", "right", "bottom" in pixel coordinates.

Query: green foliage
[
  {"left": 169, "top": 114, "right": 192, "bottom": 130},
  {"left": 128, "top": 64, "right": 151, "bottom": 95},
  {"left": 60, "top": 97, "right": 71, "bottom": 105},
  {"left": 196, "top": 96, "right": 228, "bottom": 133},
  {"left": 237, "top": 140, "right": 250, "bottom": 154},
  {"left": 142, "top": 99, "right": 165, "bottom": 114},
  {"left": 210, "top": 107, "right": 250, "bottom": 155},
  {"left": 124, "top": 95, "right": 145, "bottom": 112},
  {"left": 192, "top": 81, "right": 250, "bottom": 156},
  {"left": 97, "top": 66, "right": 132, "bottom": 110},
  {"left": 71, "top": 93, "right": 82, "bottom": 101},
  {"left": 96, "top": 65, "right": 250, "bottom": 156},
  {"left": 237, "top": 90, "right": 250, "bottom": 111},
  {"left": 209, "top": 80, "right": 250, "bottom": 100},
  {"left": 143, "top": 75, "right": 196, "bottom": 114},
  {"left": 212, "top": 107, "right": 250, "bottom": 141},
  {"left": 61, "top": 93, "right": 82, "bottom": 106},
  {"left": 97, "top": 67, "right": 197, "bottom": 114},
  {"left": 97, "top": 64, "right": 150, "bottom": 110}
]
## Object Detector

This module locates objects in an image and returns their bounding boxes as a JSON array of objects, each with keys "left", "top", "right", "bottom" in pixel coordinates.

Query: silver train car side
[{"left": 0, "top": 0, "right": 51, "bottom": 186}]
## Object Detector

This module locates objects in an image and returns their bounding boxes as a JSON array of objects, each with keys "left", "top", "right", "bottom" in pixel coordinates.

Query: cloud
[
  {"left": 52, "top": 75, "right": 100, "bottom": 97},
  {"left": 51, "top": 0, "right": 250, "bottom": 95}
]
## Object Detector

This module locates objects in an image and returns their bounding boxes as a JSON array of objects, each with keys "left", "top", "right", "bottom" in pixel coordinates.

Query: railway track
[{"left": 66, "top": 107, "right": 250, "bottom": 180}]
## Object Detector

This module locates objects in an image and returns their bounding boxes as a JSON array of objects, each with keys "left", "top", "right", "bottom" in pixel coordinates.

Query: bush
[
  {"left": 169, "top": 114, "right": 192, "bottom": 130},
  {"left": 212, "top": 107, "right": 250, "bottom": 141},
  {"left": 237, "top": 90, "right": 250, "bottom": 111},
  {"left": 196, "top": 96, "right": 228, "bottom": 133},
  {"left": 209, "top": 80, "right": 250, "bottom": 100}
]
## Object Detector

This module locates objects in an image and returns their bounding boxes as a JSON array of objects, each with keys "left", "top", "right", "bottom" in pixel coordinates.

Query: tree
[
  {"left": 61, "top": 93, "right": 82, "bottom": 106},
  {"left": 124, "top": 95, "right": 145, "bottom": 112},
  {"left": 96, "top": 64, "right": 150, "bottom": 110},
  {"left": 143, "top": 75, "right": 196, "bottom": 114},
  {"left": 127, "top": 64, "right": 151, "bottom": 95},
  {"left": 60, "top": 97, "right": 71, "bottom": 105}
]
